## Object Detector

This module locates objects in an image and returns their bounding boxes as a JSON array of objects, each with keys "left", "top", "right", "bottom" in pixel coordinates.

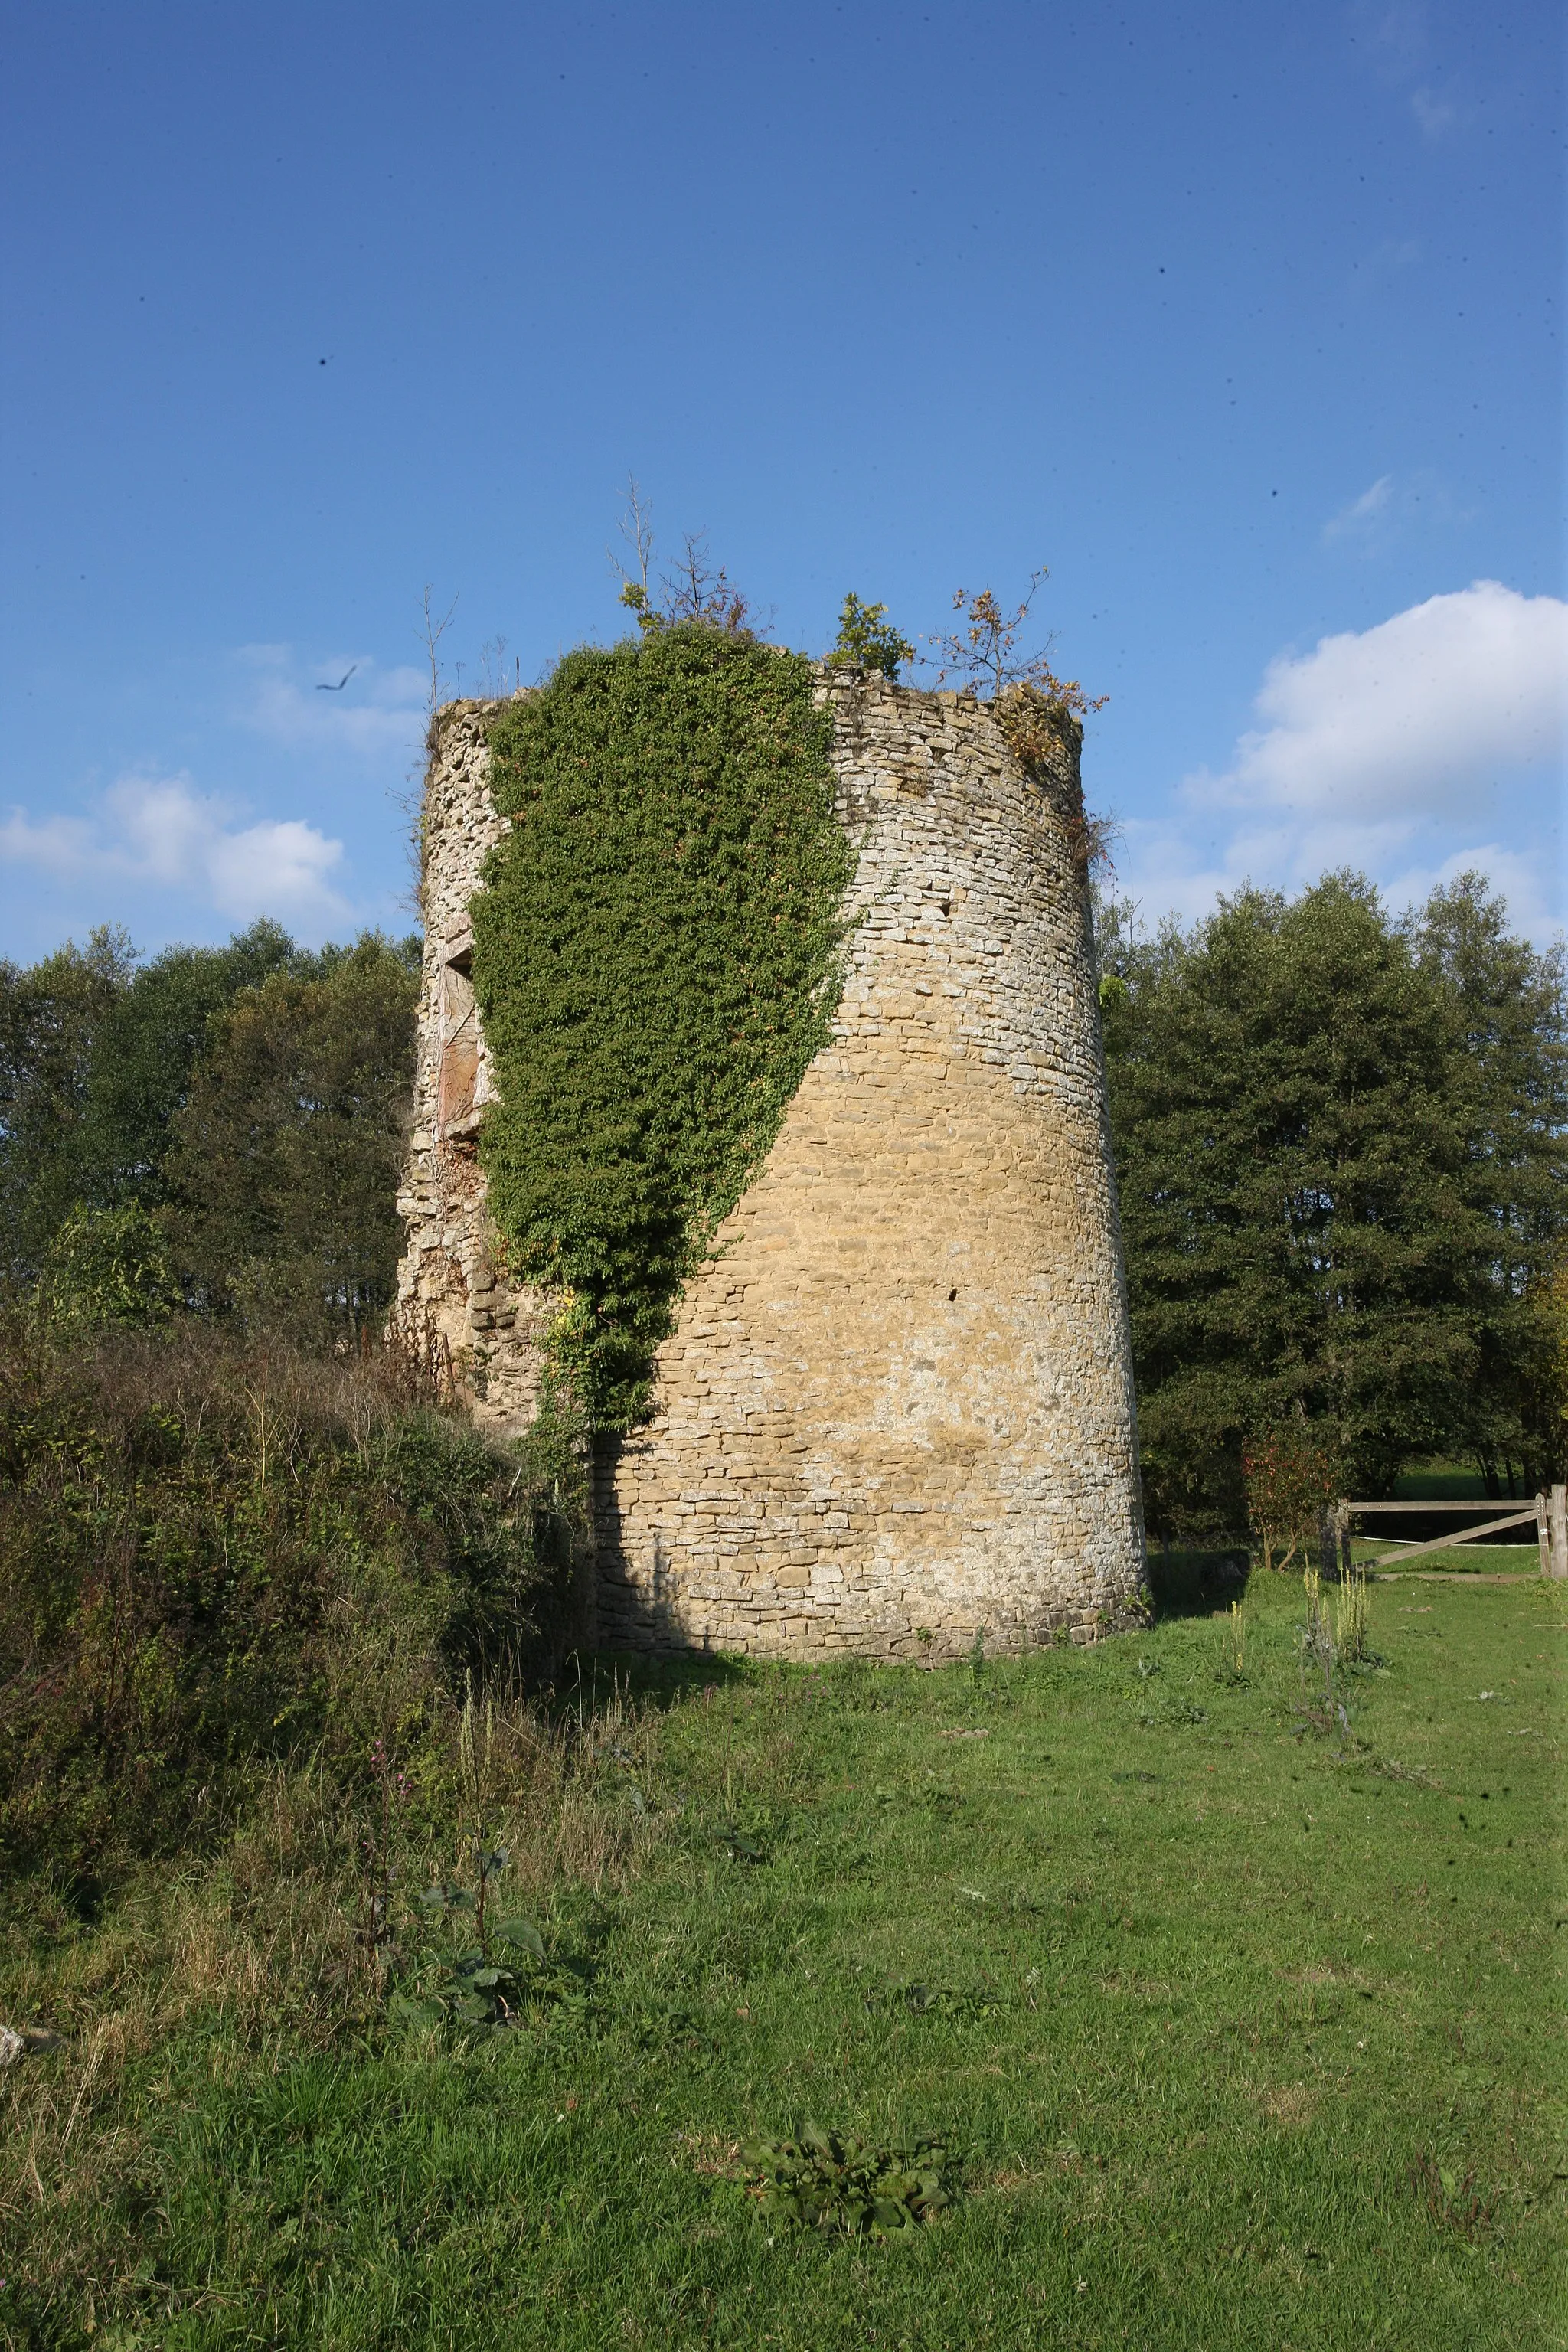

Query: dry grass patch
[{"left": 1257, "top": 2082, "right": 1321, "bottom": 2129}]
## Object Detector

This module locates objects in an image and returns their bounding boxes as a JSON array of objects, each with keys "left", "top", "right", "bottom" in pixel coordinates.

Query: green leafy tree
[
  {"left": 1100, "top": 875, "right": 1530, "bottom": 1538},
  {"left": 78, "top": 920, "right": 300, "bottom": 1208},
  {"left": 0, "top": 921, "right": 302, "bottom": 1280},
  {"left": 1406, "top": 874, "right": 1568, "bottom": 1489},
  {"left": 0, "top": 926, "right": 136, "bottom": 1278},
  {"left": 164, "top": 936, "right": 420, "bottom": 1334},
  {"left": 827, "top": 593, "right": 914, "bottom": 681}
]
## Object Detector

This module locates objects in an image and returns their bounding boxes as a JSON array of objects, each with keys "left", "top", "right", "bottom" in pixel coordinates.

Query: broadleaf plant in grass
[
  {"left": 740, "top": 2127, "right": 958, "bottom": 2236},
  {"left": 472, "top": 623, "right": 853, "bottom": 1429}
]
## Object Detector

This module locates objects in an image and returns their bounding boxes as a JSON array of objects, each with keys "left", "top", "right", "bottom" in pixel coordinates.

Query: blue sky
[{"left": 1, "top": 0, "right": 1562, "bottom": 961}]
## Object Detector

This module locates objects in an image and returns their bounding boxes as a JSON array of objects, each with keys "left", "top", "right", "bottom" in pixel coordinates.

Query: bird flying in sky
[{"left": 316, "top": 664, "right": 357, "bottom": 691}]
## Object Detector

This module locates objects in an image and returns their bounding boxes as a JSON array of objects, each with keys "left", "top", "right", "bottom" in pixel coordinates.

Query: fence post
[
  {"left": 1538, "top": 1496, "right": 1552, "bottom": 1578},
  {"left": 1552, "top": 1484, "right": 1567, "bottom": 1579}
]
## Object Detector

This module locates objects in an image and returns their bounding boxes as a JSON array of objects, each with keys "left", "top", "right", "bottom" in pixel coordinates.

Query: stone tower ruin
[{"left": 397, "top": 666, "right": 1146, "bottom": 1657}]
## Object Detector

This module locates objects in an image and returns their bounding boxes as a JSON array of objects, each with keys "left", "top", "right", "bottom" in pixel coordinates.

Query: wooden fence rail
[{"left": 1336, "top": 1485, "right": 1567, "bottom": 1578}]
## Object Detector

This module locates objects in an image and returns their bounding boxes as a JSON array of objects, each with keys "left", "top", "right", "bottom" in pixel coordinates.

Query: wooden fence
[{"left": 1335, "top": 1485, "right": 1568, "bottom": 1579}]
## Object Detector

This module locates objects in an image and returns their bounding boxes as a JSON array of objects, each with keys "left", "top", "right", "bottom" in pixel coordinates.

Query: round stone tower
[{"left": 397, "top": 666, "right": 1146, "bottom": 1658}]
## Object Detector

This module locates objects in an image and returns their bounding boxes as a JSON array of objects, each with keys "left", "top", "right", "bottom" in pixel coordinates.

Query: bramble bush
[{"left": 0, "top": 1310, "right": 585, "bottom": 1884}]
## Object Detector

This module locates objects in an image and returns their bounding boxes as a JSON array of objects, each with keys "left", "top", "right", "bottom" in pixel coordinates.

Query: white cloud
[
  {"left": 0, "top": 770, "right": 351, "bottom": 929},
  {"left": 1118, "top": 583, "right": 1566, "bottom": 946},
  {"left": 236, "top": 645, "right": 427, "bottom": 761},
  {"left": 1348, "top": 5, "right": 1466, "bottom": 141},
  {"left": 1195, "top": 582, "right": 1567, "bottom": 822},
  {"left": 1353, "top": 236, "right": 1422, "bottom": 284},
  {"left": 1383, "top": 842, "right": 1560, "bottom": 943}
]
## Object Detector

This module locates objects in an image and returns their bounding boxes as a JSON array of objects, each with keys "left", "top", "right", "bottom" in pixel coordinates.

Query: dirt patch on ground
[{"left": 1258, "top": 2083, "right": 1319, "bottom": 2128}]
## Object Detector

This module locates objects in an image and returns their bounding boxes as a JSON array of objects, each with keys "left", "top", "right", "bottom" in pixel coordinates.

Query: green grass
[
  {"left": 3, "top": 1573, "right": 1564, "bottom": 2350},
  {"left": 1391, "top": 1462, "right": 1494, "bottom": 1502},
  {"left": 1353, "top": 1454, "right": 1546, "bottom": 1570},
  {"left": 1352, "top": 1543, "right": 1540, "bottom": 1574}
]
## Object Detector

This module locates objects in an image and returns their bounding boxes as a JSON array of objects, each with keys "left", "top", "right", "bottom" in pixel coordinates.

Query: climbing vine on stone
[{"left": 472, "top": 624, "right": 852, "bottom": 1429}]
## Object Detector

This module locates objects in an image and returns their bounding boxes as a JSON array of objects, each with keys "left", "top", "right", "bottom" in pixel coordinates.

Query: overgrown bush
[
  {"left": 0, "top": 1313, "right": 583, "bottom": 1883},
  {"left": 40, "top": 1201, "right": 181, "bottom": 1331},
  {"left": 826, "top": 593, "right": 913, "bottom": 679}
]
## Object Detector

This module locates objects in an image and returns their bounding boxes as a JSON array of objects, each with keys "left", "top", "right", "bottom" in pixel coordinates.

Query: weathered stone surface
[
  {"left": 394, "top": 701, "right": 554, "bottom": 1432},
  {"left": 397, "top": 668, "right": 1146, "bottom": 1653}
]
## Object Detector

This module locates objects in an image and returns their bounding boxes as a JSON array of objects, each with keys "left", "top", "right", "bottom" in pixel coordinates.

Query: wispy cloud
[
  {"left": 1120, "top": 583, "right": 1567, "bottom": 943},
  {"left": 0, "top": 770, "right": 351, "bottom": 930},
  {"left": 235, "top": 645, "right": 426, "bottom": 761},
  {"left": 1348, "top": 2, "right": 1466, "bottom": 141},
  {"left": 1320, "top": 469, "right": 1459, "bottom": 554},
  {"left": 1322, "top": 475, "right": 1395, "bottom": 547},
  {"left": 1353, "top": 235, "right": 1422, "bottom": 280},
  {"left": 1351, "top": 0, "right": 1429, "bottom": 78}
]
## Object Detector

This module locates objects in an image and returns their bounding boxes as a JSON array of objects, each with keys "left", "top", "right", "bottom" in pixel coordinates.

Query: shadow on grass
[
  {"left": 557, "top": 1648, "right": 756, "bottom": 1715},
  {"left": 1148, "top": 1547, "right": 1251, "bottom": 1621}
]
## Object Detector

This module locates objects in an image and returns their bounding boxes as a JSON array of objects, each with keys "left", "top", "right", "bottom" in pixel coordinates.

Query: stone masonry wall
[
  {"left": 397, "top": 671, "right": 1147, "bottom": 1651},
  {"left": 395, "top": 701, "right": 554, "bottom": 1432}
]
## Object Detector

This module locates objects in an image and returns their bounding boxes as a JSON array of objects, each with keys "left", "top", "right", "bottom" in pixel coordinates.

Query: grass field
[
  {"left": 2, "top": 1568, "right": 1563, "bottom": 2350},
  {"left": 1350, "top": 1546, "right": 1540, "bottom": 1575}
]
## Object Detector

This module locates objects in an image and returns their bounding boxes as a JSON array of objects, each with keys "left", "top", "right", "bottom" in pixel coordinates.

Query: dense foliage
[
  {"left": 474, "top": 625, "right": 853, "bottom": 1427},
  {"left": 0, "top": 924, "right": 419, "bottom": 1333},
  {"left": 0, "top": 920, "right": 300, "bottom": 1276},
  {"left": 0, "top": 1316, "right": 583, "bottom": 1881},
  {"left": 1100, "top": 873, "right": 1567, "bottom": 1538},
  {"left": 41, "top": 1200, "right": 182, "bottom": 1331},
  {"left": 165, "top": 936, "right": 419, "bottom": 1333}
]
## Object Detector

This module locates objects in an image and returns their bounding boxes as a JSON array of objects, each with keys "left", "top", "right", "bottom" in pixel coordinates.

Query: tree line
[
  {"left": 0, "top": 920, "right": 419, "bottom": 1338},
  {"left": 1099, "top": 871, "right": 1566, "bottom": 1534},
  {"left": 1, "top": 868, "right": 1563, "bottom": 1517}
]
